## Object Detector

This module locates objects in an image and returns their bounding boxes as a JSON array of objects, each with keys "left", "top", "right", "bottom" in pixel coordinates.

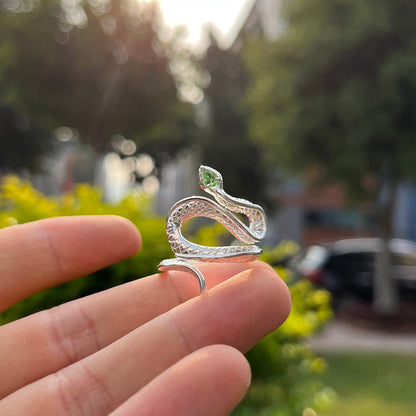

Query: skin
[{"left": 0, "top": 215, "right": 291, "bottom": 415}]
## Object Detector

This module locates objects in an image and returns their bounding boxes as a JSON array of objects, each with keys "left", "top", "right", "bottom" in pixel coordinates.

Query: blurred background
[{"left": 1, "top": 0, "right": 416, "bottom": 414}]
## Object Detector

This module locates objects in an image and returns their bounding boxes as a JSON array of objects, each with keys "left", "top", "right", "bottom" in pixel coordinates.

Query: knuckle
[
  {"left": 54, "top": 362, "right": 115, "bottom": 415},
  {"left": 47, "top": 304, "right": 101, "bottom": 365}
]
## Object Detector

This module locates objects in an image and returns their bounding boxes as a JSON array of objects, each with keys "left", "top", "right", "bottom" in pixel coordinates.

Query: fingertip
[
  {"left": 270, "top": 268, "right": 292, "bottom": 324},
  {"left": 108, "top": 215, "right": 142, "bottom": 255},
  {"left": 248, "top": 261, "right": 292, "bottom": 325},
  {"left": 40, "top": 215, "right": 142, "bottom": 260},
  {"left": 203, "top": 344, "right": 252, "bottom": 397},
  {"left": 257, "top": 265, "right": 292, "bottom": 328},
  {"left": 191, "top": 264, "right": 292, "bottom": 352},
  {"left": 110, "top": 344, "right": 252, "bottom": 416},
  {"left": 223, "top": 264, "right": 292, "bottom": 327},
  {"left": 251, "top": 259, "right": 278, "bottom": 273}
]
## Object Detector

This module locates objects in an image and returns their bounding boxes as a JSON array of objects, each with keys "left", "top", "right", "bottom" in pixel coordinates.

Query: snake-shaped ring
[{"left": 158, "top": 165, "right": 267, "bottom": 294}]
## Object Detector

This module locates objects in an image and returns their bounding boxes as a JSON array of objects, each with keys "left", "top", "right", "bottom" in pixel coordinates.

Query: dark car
[{"left": 290, "top": 238, "right": 416, "bottom": 299}]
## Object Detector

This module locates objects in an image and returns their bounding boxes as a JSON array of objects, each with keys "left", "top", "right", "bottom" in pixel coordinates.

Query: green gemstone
[{"left": 201, "top": 168, "right": 219, "bottom": 188}]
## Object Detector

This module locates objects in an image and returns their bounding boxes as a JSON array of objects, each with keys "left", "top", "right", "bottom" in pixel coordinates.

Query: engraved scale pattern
[
  {"left": 165, "top": 197, "right": 261, "bottom": 260},
  {"left": 212, "top": 191, "right": 266, "bottom": 241}
]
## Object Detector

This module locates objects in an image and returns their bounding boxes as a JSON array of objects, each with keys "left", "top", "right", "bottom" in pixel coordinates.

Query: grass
[
  {"left": 234, "top": 352, "right": 416, "bottom": 416},
  {"left": 319, "top": 352, "right": 416, "bottom": 416}
]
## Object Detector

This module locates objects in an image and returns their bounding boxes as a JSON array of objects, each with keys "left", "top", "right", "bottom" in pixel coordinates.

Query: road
[{"left": 308, "top": 320, "right": 416, "bottom": 353}]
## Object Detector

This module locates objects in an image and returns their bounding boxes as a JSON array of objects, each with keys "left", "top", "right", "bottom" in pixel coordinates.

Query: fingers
[
  {"left": 1, "top": 266, "right": 290, "bottom": 415},
  {"left": 0, "top": 216, "right": 141, "bottom": 311},
  {"left": 111, "top": 345, "right": 251, "bottom": 416},
  {"left": 0, "top": 261, "right": 257, "bottom": 398}
]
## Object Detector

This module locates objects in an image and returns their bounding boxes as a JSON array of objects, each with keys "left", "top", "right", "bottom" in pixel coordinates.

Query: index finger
[{"left": 0, "top": 216, "right": 141, "bottom": 312}]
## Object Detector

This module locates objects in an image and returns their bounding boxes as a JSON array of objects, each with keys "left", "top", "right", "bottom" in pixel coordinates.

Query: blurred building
[{"left": 269, "top": 174, "right": 374, "bottom": 246}]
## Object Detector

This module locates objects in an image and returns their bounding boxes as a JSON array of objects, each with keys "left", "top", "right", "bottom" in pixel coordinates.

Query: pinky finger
[{"left": 111, "top": 345, "right": 251, "bottom": 416}]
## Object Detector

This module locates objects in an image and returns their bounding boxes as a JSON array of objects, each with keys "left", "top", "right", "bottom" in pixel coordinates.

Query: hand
[{"left": 0, "top": 216, "right": 291, "bottom": 415}]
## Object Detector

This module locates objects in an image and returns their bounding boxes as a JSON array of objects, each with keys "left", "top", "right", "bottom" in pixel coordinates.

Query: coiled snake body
[{"left": 158, "top": 165, "right": 267, "bottom": 293}]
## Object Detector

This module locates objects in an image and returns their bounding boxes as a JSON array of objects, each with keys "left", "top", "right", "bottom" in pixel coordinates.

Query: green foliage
[
  {"left": 244, "top": 0, "right": 416, "bottom": 200},
  {"left": 0, "top": 176, "right": 171, "bottom": 324},
  {"left": 0, "top": 104, "right": 52, "bottom": 173},
  {"left": 0, "top": 0, "right": 194, "bottom": 156},
  {"left": 193, "top": 223, "right": 334, "bottom": 415}
]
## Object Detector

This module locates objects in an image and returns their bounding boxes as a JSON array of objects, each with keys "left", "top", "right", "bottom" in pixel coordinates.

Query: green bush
[
  {"left": 0, "top": 176, "right": 172, "bottom": 324},
  {"left": 0, "top": 177, "right": 334, "bottom": 414}
]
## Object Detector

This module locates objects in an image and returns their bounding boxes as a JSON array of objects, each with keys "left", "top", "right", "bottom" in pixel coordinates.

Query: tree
[
  {"left": 0, "top": 0, "right": 194, "bottom": 157},
  {"left": 244, "top": 0, "right": 416, "bottom": 313},
  {"left": 198, "top": 35, "right": 267, "bottom": 206},
  {"left": 0, "top": 104, "right": 52, "bottom": 172}
]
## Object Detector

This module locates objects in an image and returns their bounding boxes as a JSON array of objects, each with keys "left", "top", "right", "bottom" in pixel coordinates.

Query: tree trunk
[{"left": 373, "top": 179, "right": 399, "bottom": 315}]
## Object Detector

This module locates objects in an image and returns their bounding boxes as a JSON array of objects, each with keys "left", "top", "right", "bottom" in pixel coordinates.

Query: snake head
[{"left": 199, "top": 165, "right": 223, "bottom": 192}]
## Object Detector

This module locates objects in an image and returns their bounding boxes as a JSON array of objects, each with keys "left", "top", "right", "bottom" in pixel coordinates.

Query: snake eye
[{"left": 199, "top": 165, "right": 223, "bottom": 190}]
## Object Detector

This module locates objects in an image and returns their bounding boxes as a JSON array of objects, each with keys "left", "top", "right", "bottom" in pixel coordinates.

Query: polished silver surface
[{"left": 158, "top": 165, "right": 267, "bottom": 294}]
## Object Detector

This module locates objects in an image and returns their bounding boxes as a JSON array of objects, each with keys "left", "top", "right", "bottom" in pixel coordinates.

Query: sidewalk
[{"left": 308, "top": 320, "right": 416, "bottom": 353}]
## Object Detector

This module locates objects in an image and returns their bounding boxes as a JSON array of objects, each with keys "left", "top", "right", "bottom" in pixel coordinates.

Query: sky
[{"left": 158, "top": 0, "right": 254, "bottom": 48}]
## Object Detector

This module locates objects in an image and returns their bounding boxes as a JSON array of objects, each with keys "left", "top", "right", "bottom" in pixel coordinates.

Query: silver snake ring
[{"left": 158, "top": 165, "right": 267, "bottom": 294}]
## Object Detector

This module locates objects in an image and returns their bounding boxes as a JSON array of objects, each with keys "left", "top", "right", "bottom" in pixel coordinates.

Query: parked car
[{"left": 290, "top": 238, "right": 416, "bottom": 299}]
